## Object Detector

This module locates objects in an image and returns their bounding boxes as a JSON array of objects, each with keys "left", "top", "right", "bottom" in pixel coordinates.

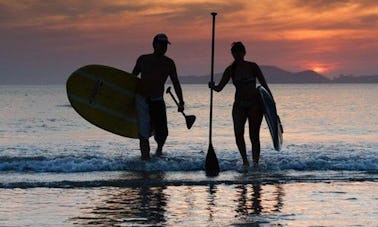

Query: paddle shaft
[
  {"left": 209, "top": 12, "right": 217, "bottom": 144},
  {"left": 205, "top": 12, "right": 220, "bottom": 177},
  {"left": 166, "top": 87, "right": 187, "bottom": 117}
]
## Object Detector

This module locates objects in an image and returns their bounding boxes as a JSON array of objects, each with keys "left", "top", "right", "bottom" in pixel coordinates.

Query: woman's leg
[
  {"left": 248, "top": 106, "right": 263, "bottom": 166},
  {"left": 233, "top": 103, "right": 249, "bottom": 166}
]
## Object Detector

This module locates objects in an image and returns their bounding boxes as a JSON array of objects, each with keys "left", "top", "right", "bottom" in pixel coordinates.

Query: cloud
[
  {"left": 292, "top": 0, "right": 352, "bottom": 10},
  {"left": 0, "top": 0, "right": 377, "bottom": 82}
]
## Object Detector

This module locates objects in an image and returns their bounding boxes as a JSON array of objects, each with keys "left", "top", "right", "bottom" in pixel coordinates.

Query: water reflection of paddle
[{"left": 166, "top": 86, "right": 196, "bottom": 129}]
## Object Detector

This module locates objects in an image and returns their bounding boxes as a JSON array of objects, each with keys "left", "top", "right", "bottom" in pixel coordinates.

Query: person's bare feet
[
  {"left": 242, "top": 157, "right": 250, "bottom": 167},
  {"left": 140, "top": 139, "right": 150, "bottom": 160},
  {"left": 155, "top": 146, "right": 163, "bottom": 157}
]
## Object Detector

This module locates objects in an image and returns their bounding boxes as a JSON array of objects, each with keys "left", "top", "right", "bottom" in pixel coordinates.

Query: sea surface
[{"left": 0, "top": 84, "right": 377, "bottom": 226}]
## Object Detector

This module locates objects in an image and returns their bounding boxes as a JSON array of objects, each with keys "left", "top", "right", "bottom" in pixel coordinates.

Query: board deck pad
[{"left": 66, "top": 65, "right": 139, "bottom": 138}]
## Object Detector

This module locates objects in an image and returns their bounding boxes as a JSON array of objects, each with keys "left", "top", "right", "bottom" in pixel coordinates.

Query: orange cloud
[{"left": 0, "top": 0, "right": 377, "bottom": 79}]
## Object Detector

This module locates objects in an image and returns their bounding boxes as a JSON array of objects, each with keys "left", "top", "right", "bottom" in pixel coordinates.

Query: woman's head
[
  {"left": 231, "top": 41, "right": 246, "bottom": 60},
  {"left": 231, "top": 42, "right": 246, "bottom": 54}
]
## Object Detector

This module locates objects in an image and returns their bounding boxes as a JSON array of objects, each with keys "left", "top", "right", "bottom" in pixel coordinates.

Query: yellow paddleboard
[{"left": 66, "top": 65, "right": 139, "bottom": 138}]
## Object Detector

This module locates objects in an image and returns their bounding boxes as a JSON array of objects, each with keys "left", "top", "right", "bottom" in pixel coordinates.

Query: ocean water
[{"left": 0, "top": 84, "right": 377, "bottom": 226}]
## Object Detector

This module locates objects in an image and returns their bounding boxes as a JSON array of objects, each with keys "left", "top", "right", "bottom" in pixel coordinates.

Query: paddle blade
[
  {"left": 205, "top": 143, "right": 220, "bottom": 177},
  {"left": 185, "top": 115, "right": 196, "bottom": 129}
]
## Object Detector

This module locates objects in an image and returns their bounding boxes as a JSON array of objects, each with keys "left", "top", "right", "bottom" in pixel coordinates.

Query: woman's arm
[
  {"left": 210, "top": 67, "right": 231, "bottom": 92},
  {"left": 254, "top": 63, "right": 273, "bottom": 97}
]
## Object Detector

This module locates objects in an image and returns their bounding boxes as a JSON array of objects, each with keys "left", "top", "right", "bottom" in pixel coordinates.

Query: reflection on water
[
  {"left": 71, "top": 173, "right": 168, "bottom": 226},
  {"left": 1, "top": 180, "right": 375, "bottom": 226},
  {"left": 71, "top": 173, "right": 285, "bottom": 226},
  {"left": 234, "top": 184, "right": 284, "bottom": 225}
]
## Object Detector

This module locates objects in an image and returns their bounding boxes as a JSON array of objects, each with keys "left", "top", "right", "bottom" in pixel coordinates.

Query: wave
[
  {"left": 0, "top": 148, "right": 376, "bottom": 173},
  {"left": 0, "top": 142, "right": 377, "bottom": 189}
]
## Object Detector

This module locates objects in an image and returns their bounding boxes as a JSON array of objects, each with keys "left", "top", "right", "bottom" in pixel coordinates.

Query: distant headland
[
  {"left": 1, "top": 65, "right": 377, "bottom": 85},
  {"left": 178, "top": 65, "right": 378, "bottom": 84}
]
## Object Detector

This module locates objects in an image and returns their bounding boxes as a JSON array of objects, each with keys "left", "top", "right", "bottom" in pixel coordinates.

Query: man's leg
[
  {"left": 136, "top": 95, "right": 151, "bottom": 160},
  {"left": 140, "top": 138, "right": 150, "bottom": 160},
  {"left": 150, "top": 100, "right": 168, "bottom": 156}
]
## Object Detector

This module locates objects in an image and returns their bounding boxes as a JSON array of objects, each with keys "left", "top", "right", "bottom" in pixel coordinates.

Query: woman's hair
[
  {"left": 230, "top": 42, "right": 246, "bottom": 78},
  {"left": 231, "top": 41, "right": 246, "bottom": 54}
]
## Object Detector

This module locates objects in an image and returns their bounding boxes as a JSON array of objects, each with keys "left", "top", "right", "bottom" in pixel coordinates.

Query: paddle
[
  {"left": 166, "top": 86, "right": 196, "bottom": 129},
  {"left": 205, "top": 12, "right": 220, "bottom": 177}
]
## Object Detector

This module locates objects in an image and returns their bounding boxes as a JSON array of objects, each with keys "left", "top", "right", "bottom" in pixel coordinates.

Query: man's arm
[
  {"left": 168, "top": 60, "right": 185, "bottom": 111},
  {"left": 132, "top": 56, "right": 142, "bottom": 77}
]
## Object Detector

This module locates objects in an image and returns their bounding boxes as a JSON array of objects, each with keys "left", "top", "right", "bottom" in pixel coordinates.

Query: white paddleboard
[{"left": 258, "top": 86, "right": 283, "bottom": 151}]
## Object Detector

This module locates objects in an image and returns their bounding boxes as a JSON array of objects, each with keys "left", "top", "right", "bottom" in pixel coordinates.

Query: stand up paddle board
[
  {"left": 258, "top": 86, "right": 283, "bottom": 151},
  {"left": 66, "top": 64, "right": 139, "bottom": 138}
]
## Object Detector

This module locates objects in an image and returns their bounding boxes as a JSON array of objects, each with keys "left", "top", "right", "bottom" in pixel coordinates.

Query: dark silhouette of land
[
  {"left": 1, "top": 65, "right": 377, "bottom": 84},
  {"left": 178, "top": 65, "right": 378, "bottom": 84},
  {"left": 331, "top": 74, "right": 378, "bottom": 83}
]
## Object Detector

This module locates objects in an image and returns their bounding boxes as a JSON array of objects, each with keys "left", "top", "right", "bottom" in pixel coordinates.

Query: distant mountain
[
  {"left": 262, "top": 66, "right": 330, "bottom": 83},
  {"left": 177, "top": 65, "right": 378, "bottom": 84},
  {"left": 178, "top": 65, "right": 331, "bottom": 84},
  {"left": 1, "top": 65, "right": 376, "bottom": 84}
]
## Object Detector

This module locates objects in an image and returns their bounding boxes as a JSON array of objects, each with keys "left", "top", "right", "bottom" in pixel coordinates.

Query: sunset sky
[{"left": 1, "top": 0, "right": 377, "bottom": 84}]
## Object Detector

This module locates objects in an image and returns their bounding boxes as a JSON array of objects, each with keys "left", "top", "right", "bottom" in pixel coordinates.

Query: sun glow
[
  {"left": 312, "top": 66, "right": 327, "bottom": 74},
  {"left": 306, "top": 63, "right": 334, "bottom": 74}
]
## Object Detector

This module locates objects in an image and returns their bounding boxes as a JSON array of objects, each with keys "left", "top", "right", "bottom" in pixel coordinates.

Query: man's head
[
  {"left": 153, "top": 33, "right": 171, "bottom": 45},
  {"left": 153, "top": 33, "right": 171, "bottom": 55}
]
